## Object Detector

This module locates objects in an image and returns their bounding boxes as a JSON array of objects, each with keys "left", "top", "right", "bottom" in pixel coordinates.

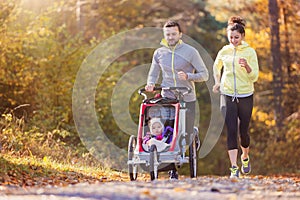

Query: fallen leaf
[{"left": 174, "top": 187, "right": 186, "bottom": 192}]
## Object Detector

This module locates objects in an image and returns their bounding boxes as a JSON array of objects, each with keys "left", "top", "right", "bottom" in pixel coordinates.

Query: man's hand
[
  {"left": 145, "top": 84, "right": 155, "bottom": 91},
  {"left": 178, "top": 71, "right": 188, "bottom": 80}
]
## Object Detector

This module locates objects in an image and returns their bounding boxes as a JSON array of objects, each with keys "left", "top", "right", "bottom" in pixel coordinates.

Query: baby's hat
[{"left": 150, "top": 118, "right": 164, "bottom": 133}]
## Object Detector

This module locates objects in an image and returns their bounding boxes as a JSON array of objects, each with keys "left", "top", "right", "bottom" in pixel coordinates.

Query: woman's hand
[
  {"left": 239, "top": 58, "right": 252, "bottom": 73},
  {"left": 213, "top": 83, "right": 220, "bottom": 93}
]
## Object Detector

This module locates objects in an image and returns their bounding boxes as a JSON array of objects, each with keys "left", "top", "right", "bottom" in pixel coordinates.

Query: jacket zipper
[
  {"left": 232, "top": 48, "right": 239, "bottom": 103},
  {"left": 171, "top": 44, "right": 177, "bottom": 87}
]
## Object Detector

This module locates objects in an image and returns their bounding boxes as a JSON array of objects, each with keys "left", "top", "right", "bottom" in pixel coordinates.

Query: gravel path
[{"left": 0, "top": 175, "right": 299, "bottom": 200}]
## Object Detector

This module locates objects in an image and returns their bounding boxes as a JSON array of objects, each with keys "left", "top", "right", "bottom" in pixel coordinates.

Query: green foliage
[{"left": 0, "top": 1, "right": 95, "bottom": 139}]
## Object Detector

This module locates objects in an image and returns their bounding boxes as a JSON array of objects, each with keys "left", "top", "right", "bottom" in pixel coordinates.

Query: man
[{"left": 145, "top": 20, "right": 209, "bottom": 179}]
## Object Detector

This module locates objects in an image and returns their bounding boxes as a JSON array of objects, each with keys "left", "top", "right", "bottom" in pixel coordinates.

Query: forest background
[{"left": 0, "top": 0, "right": 299, "bottom": 177}]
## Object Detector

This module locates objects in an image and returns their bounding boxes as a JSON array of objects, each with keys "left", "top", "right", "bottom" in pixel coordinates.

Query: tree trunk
[
  {"left": 281, "top": 4, "right": 291, "bottom": 78},
  {"left": 268, "top": 0, "right": 284, "bottom": 130}
]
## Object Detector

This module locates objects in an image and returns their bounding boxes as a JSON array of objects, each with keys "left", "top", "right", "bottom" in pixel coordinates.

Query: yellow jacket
[{"left": 213, "top": 41, "right": 259, "bottom": 96}]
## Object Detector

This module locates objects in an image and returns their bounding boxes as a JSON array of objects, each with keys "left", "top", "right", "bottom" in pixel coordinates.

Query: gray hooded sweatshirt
[{"left": 147, "top": 39, "right": 209, "bottom": 102}]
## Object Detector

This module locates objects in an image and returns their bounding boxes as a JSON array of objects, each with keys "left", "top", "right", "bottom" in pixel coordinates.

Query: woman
[{"left": 212, "top": 16, "right": 259, "bottom": 178}]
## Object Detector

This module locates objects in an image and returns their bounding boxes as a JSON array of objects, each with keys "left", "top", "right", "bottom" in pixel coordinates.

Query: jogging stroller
[{"left": 127, "top": 87, "right": 200, "bottom": 181}]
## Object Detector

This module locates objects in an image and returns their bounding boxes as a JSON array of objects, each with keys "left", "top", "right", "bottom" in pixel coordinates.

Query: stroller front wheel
[
  {"left": 128, "top": 135, "right": 138, "bottom": 181},
  {"left": 149, "top": 144, "right": 159, "bottom": 181}
]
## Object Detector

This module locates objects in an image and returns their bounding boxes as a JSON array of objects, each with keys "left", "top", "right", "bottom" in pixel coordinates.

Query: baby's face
[{"left": 152, "top": 122, "right": 163, "bottom": 135}]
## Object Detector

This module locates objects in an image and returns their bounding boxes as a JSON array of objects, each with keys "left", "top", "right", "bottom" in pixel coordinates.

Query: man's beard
[{"left": 168, "top": 40, "right": 179, "bottom": 47}]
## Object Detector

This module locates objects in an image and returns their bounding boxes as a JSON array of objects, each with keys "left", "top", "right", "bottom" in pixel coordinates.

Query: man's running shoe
[
  {"left": 169, "top": 170, "right": 178, "bottom": 180},
  {"left": 241, "top": 156, "right": 251, "bottom": 174},
  {"left": 230, "top": 166, "right": 239, "bottom": 179}
]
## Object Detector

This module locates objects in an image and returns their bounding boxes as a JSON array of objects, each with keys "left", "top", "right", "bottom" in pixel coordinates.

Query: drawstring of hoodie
[{"left": 232, "top": 48, "right": 239, "bottom": 103}]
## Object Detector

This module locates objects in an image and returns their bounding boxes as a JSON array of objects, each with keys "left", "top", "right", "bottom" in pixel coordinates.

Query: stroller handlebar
[{"left": 138, "top": 86, "right": 192, "bottom": 100}]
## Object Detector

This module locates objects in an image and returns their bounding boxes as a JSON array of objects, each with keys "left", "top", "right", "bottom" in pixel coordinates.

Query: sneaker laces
[
  {"left": 230, "top": 166, "right": 238, "bottom": 174},
  {"left": 241, "top": 158, "right": 249, "bottom": 168}
]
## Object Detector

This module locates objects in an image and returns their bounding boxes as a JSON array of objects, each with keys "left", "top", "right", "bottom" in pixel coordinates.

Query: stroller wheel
[
  {"left": 128, "top": 135, "right": 138, "bottom": 181},
  {"left": 194, "top": 127, "right": 201, "bottom": 151},
  {"left": 189, "top": 128, "right": 199, "bottom": 178},
  {"left": 149, "top": 144, "right": 159, "bottom": 181}
]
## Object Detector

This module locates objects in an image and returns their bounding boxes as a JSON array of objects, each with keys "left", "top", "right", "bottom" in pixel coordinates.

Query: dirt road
[{"left": 0, "top": 175, "right": 299, "bottom": 200}]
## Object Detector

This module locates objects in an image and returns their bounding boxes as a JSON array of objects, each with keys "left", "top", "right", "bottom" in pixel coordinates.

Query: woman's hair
[
  {"left": 227, "top": 16, "right": 246, "bottom": 35},
  {"left": 163, "top": 20, "right": 182, "bottom": 33}
]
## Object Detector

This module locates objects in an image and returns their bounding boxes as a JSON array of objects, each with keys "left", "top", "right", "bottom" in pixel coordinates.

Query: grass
[
  {"left": 0, "top": 112, "right": 134, "bottom": 186},
  {"left": 0, "top": 152, "right": 131, "bottom": 187}
]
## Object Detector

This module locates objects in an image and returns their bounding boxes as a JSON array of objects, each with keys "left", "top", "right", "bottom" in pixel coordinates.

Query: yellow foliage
[
  {"left": 252, "top": 107, "right": 275, "bottom": 127},
  {"left": 2, "top": 114, "right": 13, "bottom": 122},
  {"left": 259, "top": 71, "right": 273, "bottom": 82},
  {"left": 245, "top": 28, "right": 270, "bottom": 50},
  {"left": 43, "top": 156, "right": 49, "bottom": 163}
]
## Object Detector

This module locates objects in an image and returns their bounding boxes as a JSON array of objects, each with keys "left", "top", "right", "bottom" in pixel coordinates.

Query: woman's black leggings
[{"left": 222, "top": 95, "right": 253, "bottom": 150}]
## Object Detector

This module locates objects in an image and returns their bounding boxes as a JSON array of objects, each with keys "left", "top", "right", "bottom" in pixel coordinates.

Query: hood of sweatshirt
[
  {"left": 160, "top": 38, "right": 183, "bottom": 49},
  {"left": 223, "top": 41, "right": 250, "bottom": 51}
]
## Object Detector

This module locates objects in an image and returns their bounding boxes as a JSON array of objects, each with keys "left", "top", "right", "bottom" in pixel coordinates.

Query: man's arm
[{"left": 186, "top": 49, "right": 209, "bottom": 82}]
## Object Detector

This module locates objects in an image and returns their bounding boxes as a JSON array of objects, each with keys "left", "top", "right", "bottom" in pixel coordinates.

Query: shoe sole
[{"left": 241, "top": 168, "right": 251, "bottom": 174}]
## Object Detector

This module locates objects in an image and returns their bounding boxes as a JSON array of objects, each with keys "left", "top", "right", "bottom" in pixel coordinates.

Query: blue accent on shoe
[
  {"left": 241, "top": 156, "right": 251, "bottom": 174},
  {"left": 230, "top": 166, "right": 239, "bottom": 178}
]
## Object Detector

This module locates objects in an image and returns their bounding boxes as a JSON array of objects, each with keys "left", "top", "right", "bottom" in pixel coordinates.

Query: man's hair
[{"left": 163, "top": 20, "right": 182, "bottom": 33}]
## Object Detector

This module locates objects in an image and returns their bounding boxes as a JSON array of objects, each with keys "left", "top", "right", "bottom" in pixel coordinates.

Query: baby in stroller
[{"left": 142, "top": 117, "right": 173, "bottom": 152}]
